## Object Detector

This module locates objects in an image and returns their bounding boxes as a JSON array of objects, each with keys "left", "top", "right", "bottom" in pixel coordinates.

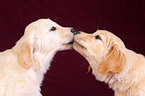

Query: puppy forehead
[
  {"left": 35, "top": 19, "right": 60, "bottom": 27},
  {"left": 95, "top": 30, "right": 108, "bottom": 36}
]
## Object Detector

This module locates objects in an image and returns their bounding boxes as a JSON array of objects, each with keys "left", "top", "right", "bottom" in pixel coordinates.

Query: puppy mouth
[
  {"left": 67, "top": 39, "right": 74, "bottom": 44},
  {"left": 60, "top": 39, "right": 74, "bottom": 50},
  {"left": 73, "top": 40, "right": 87, "bottom": 50}
]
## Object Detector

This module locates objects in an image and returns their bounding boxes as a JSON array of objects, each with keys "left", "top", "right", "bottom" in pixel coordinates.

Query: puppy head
[
  {"left": 16, "top": 19, "right": 74, "bottom": 70},
  {"left": 73, "top": 30, "right": 126, "bottom": 74}
]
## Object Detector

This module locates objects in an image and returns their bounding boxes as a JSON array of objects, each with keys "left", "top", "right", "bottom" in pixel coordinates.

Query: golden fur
[
  {"left": 73, "top": 30, "right": 145, "bottom": 96},
  {"left": 0, "top": 19, "right": 73, "bottom": 96}
]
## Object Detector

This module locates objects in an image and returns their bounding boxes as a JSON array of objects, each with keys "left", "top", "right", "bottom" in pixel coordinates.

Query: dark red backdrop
[{"left": 0, "top": 0, "right": 145, "bottom": 96}]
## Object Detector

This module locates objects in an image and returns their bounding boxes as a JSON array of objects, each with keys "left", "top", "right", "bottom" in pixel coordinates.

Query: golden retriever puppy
[
  {"left": 0, "top": 19, "right": 74, "bottom": 96},
  {"left": 73, "top": 30, "right": 145, "bottom": 96}
]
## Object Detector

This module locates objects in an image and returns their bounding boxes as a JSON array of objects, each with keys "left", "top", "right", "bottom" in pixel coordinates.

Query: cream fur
[
  {"left": 0, "top": 19, "right": 73, "bottom": 96},
  {"left": 73, "top": 30, "right": 145, "bottom": 96}
]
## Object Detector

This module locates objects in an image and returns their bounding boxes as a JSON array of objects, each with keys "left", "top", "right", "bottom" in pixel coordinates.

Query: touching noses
[{"left": 70, "top": 28, "right": 80, "bottom": 35}]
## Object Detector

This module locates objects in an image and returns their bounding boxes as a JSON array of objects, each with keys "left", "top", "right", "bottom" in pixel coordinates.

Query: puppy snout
[{"left": 70, "top": 28, "right": 80, "bottom": 35}]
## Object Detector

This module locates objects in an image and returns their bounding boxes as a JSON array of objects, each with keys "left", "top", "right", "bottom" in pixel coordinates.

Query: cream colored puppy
[
  {"left": 73, "top": 30, "right": 145, "bottom": 96},
  {"left": 0, "top": 19, "right": 74, "bottom": 96}
]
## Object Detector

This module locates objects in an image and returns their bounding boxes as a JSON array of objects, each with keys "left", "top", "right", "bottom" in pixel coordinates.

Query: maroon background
[{"left": 0, "top": 0, "right": 145, "bottom": 96}]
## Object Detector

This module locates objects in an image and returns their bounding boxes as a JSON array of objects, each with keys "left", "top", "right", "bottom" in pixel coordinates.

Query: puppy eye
[
  {"left": 95, "top": 35, "right": 101, "bottom": 40},
  {"left": 50, "top": 27, "right": 56, "bottom": 31}
]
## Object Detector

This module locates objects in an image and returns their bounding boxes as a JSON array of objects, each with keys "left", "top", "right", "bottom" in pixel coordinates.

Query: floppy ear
[
  {"left": 18, "top": 38, "right": 34, "bottom": 70},
  {"left": 97, "top": 45, "right": 126, "bottom": 74}
]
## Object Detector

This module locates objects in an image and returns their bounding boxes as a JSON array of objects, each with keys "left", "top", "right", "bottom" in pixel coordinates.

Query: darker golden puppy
[{"left": 73, "top": 30, "right": 145, "bottom": 96}]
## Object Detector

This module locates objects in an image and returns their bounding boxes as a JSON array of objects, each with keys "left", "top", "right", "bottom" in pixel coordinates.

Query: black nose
[
  {"left": 71, "top": 28, "right": 75, "bottom": 33},
  {"left": 75, "top": 31, "right": 80, "bottom": 35},
  {"left": 70, "top": 28, "right": 80, "bottom": 35}
]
